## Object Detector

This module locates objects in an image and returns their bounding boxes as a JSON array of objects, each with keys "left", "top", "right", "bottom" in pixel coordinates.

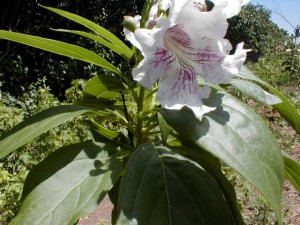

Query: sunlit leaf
[
  {"left": 84, "top": 75, "right": 125, "bottom": 99},
  {"left": 160, "top": 91, "right": 284, "bottom": 224},
  {"left": 51, "top": 29, "right": 132, "bottom": 61},
  {"left": 0, "top": 30, "right": 124, "bottom": 78},
  {"left": 238, "top": 66, "right": 300, "bottom": 134},
  {"left": 10, "top": 141, "right": 122, "bottom": 225},
  {"left": 40, "top": 5, "right": 132, "bottom": 54},
  {"left": 231, "top": 78, "right": 281, "bottom": 105}
]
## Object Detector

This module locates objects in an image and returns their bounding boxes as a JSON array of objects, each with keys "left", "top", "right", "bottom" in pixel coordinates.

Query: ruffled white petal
[
  {"left": 215, "top": 0, "right": 250, "bottom": 18},
  {"left": 132, "top": 46, "right": 176, "bottom": 89},
  {"left": 171, "top": 0, "right": 228, "bottom": 40},
  {"left": 157, "top": 66, "right": 214, "bottom": 120},
  {"left": 125, "top": 0, "right": 249, "bottom": 120}
]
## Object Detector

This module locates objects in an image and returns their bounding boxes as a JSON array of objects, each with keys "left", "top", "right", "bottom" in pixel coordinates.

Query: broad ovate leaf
[
  {"left": 11, "top": 141, "right": 122, "bottom": 225},
  {"left": 160, "top": 91, "right": 284, "bottom": 224},
  {"left": 116, "top": 143, "right": 231, "bottom": 225},
  {"left": 171, "top": 144, "right": 245, "bottom": 225}
]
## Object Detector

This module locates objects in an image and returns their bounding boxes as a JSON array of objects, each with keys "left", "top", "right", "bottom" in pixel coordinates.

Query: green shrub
[{"left": 0, "top": 80, "right": 88, "bottom": 224}]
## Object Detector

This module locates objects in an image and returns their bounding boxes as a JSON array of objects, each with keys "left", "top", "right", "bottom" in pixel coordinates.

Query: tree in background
[
  {"left": 0, "top": 0, "right": 144, "bottom": 98},
  {"left": 225, "top": 3, "right": 289, "bottom": 61}
]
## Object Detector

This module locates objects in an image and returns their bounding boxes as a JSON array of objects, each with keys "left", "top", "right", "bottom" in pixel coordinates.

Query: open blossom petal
[
  {"left": 132, "top": 46, "right": 174, "bottom": 89},
  {"left": 130, "top": 27, "right": 170, "bottom": 89},
  {"left": 216, "top": 0, "right": 250, "bottom": 18},
  {"left": 125, "top": 0, "right": 249, "bottom": 119},
  {"left": 157, "top": 66, "right": 214, "bottom": 120},
  {"left": 172, "top": 1, "right": 228, "bottom": 40},
  {"left": 169, "top": 0, "right": 249, "bottom": 40}
]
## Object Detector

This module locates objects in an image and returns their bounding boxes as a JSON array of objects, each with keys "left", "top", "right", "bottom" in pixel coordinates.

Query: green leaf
[
  {"left": 10, "top": 141, "right": 122, "bottom": 225},
  {"left": 231, "top": 79, "right": 281, "bottom": 105},
  {"left": 116, "top": 143, "right": 231, "bottom": 225},
  {"left": 40, "top": 5, "right": 132, "bottom": 55},
  {"left": 238, "top": 67, "right": 300, "bottom": 134},
  {"left": 0, "top": 105, "right": 92, "bottom": 159},
  {"left": 84, "top": 75, "right": 126, "bottom": 99},
  {"left": 52, "top": 29, "right": 133, "bottom": 61},
  {"left": 283, "top": 152, "right": 300, "bottom": 192},
  {"left": 171, "top": 144, "right": 245, "bottom": 225},
  {"left": 0, "top": 30, "right": 124, "bottom": 77},
  {"left": 160, "top": 91, "right": 284, "bottom": 224}
]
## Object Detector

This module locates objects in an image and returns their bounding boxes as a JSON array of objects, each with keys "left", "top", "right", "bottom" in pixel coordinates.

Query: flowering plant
[{"left": 0, "top": 0, "right": 299, "bottom": 224}]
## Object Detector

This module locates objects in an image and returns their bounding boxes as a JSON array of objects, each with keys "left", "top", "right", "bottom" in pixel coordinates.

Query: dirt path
[{"left": 77, "top": 195, "right": 113, "bottom": 225}]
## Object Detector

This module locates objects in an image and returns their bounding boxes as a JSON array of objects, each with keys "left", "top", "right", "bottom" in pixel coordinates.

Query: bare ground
[{"left": 77, "top": 195, "right": 112, "bottom": 225}]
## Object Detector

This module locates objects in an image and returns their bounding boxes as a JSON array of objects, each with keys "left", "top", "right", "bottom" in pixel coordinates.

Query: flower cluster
[{"left": 125, "top": 0, "right": 250, "bottom": 120}]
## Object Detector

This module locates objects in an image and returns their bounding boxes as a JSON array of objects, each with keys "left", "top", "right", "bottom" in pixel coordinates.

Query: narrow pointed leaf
[
  {"left": 0, "top": 105, "right": 93, "bottom": 159},
  {"left": 158, "top": 112, "right": 171, "bottom": 144},
  {"left": 231, "top": 79, "right": 281, "bottom": 105},
  {"left": 283, "top": 152, "right": 300, "bottom": 192},
  {"left": 40, "top": 5, "right": 132, "bottom": 54},
  {"left": 52, "top": 29, "right": 133, "bottom": 61},
  {"left": 10, "top": 141, "right": 122, "bottom": 225},
  {"left": 0, "top": 30, "right": 123, "bottom": 77},
  {"left": 160, "top": 91, "right": 284, "bottom": 224},
  {"left": 116, "top": 143, "right": 231, "bottom": 225}
]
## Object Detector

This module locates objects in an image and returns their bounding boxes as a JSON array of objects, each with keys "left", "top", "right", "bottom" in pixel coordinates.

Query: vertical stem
[
  {"left": 136, "top": 86, "right": 145, "bottom": 146},
  {"left": 121, "top": 92, "right": 134, "bottom": 147}
]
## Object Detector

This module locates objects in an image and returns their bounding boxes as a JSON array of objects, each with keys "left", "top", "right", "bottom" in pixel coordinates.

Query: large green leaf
[
  {"left": 237, "top": 67, "right": 300, "bottom": 134},
  {"left": 0, "top": 30, "right": 124, "bottom": 77},
  {"left": 40, "top": 5, "right": 132, "bottom": 55},
  {"left": 283, "top": 152, "right": 300, "bottom": 192},
  {"left": 116, "top": 143, "right": 231, "bottom": 225},
  {"left": 171, "top": 144, "right": 245, "bottom": 225},
  {"left": 10, "top": 141, "right": 122, "bottom": 225},
  {"left": 160, "top": 91, "right": 284, "bottom": 224},
  {"left": 0, "top": 105, "right": 92, "bottom": 159},
  {"left": 84, "top": 75, "right": 126, "bottom": 99}
]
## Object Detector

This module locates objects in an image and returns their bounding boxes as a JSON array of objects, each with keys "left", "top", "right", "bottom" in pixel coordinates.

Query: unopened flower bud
[
  {"left": 123, "top": 16, "right": 140, "bottom": 33},
  {"left": 157, "top": 0, "right": 170, "bottom": 17}
]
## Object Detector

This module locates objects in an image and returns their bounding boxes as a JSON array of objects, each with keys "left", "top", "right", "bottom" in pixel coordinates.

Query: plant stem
[
  {"left": 121, "top": 92, "right": 134, "bottom": 147},
  {"left": 136, "top": 86, "right": 145, "bottom": 146}
]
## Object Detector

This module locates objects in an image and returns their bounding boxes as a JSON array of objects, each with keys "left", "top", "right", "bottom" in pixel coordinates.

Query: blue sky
[{"left": 251, "top": 0, "right": 300, "bottom": 35}]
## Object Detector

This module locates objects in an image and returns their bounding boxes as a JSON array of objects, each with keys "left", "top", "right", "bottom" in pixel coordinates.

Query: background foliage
[
  {"left": 0, "top": 80, "right": 88, "bottom": 224},
  {"left": 226, "top": 3, "right": 289, "bottom": 61},
  {"left": 0, "top": 0, "right": 143, "bottom": 98}
]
